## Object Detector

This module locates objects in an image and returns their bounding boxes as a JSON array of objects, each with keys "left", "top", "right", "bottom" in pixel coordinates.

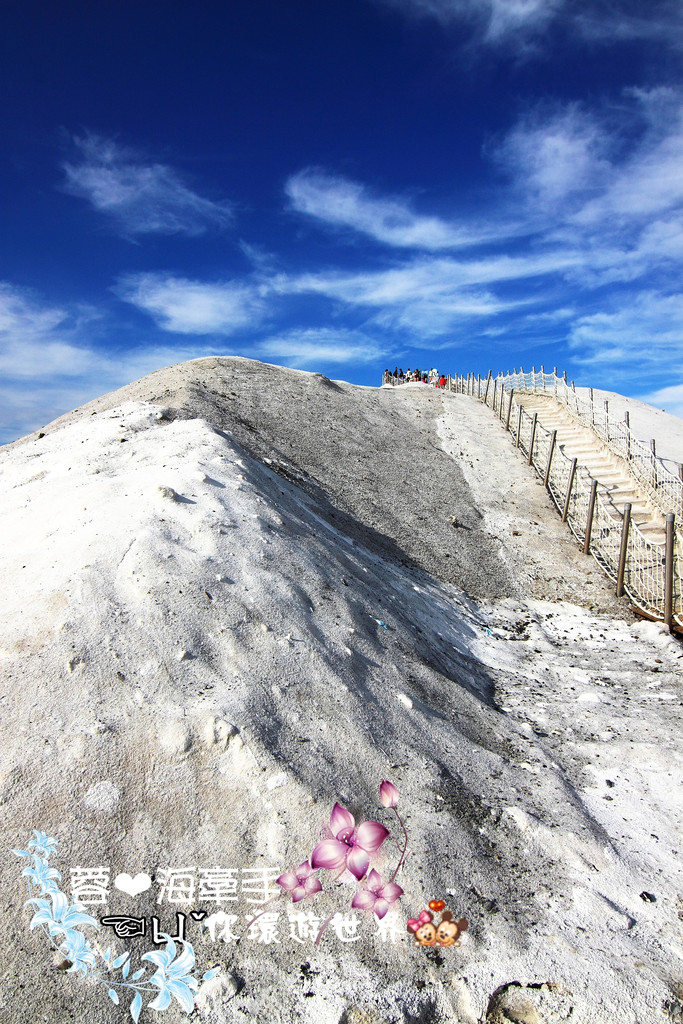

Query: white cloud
[
  {"left": 575, "top": 3, "right": 683, "bottom": 50},
  {"left": 117, "top": 274, "right": 266, "bottom": 334},
  {"left": 568, "top": 292, "right": 683, "bottom": 379},
  {"left": 277, "top": 250, "right": 576, "bottom": 334},
  {"left": 0, "top": 284, "right": 97, "bottom": 378},
  {"left": 63, "top": 135, "right": 233, "bottom": 237},
  {"left": 381, "top": 0, "right": 560, "bottom": 42},
  {"left": 0, "top": 282, "right": 222, "bottom": 444},
  {"left": 641, "top": 382, "right": 683, "bottom": 419},
  {"left": 383, "top": 0, "right": 683, "bottom": 51},
  {"left": 255, "top": 328, "right": 387, "bottom": 367},
  {"left": 572, "top": 115, "right": 683, "bottom": 228},
  {"left": 485, "top": 0, "right": 560, "bottom": 41},
  {"left": 286, "top": 169, "right": 513, "bottom": 250},
  {"left": 493, "top": 105, "right": 611, "bottom": 212}
]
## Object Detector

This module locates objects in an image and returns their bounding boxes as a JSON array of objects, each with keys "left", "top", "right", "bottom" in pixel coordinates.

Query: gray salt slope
[{"left": 0, "top": 359, "right": 680, "bottom": 1024}]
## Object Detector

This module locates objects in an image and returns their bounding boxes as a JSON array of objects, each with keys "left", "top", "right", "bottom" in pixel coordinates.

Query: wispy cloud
[
  {"left": 492, "top": 104, "right": 612, "bottom": 214},
  {"left": 568, "top": 291, "right": 683, "bottom": 383},
  {"left": 276, "top": 251, "right": 574, "bottom": 335},
  {"left": 574, "top": 2, "right": 683, "bottom": 51},
  {"left": 380, "top": 0, "right": 559, "bottom": 43},
  {"left": 0, "top": 283, "right": 96, "bottom": 378},
  {"left": 255, "top": 327, "right": 387, "bottom": 367},
  {"left": 285, "top": 169, "right": 516, "bottom": 249},
  {"left": 0, "top": 282, "right": 219, "bottom": 444},
  {"left": 641, "top": 381, "right": 683, "bottom": 419},
  {"left": 274, "top": 88, "right": 683, "bottom": 373},
  {"left": 117, "top": 274, "right": 267, "bottom": 334},
  {"left": 63, "top": 135, "right": 233, "bottom": 237},
  {"left": 382, "top": 0, "right": 683, "bottom": 51}
]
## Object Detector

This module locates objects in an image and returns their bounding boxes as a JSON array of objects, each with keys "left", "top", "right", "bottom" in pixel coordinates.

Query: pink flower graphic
[
  {"left": 276, "top": 862, "right": 322, "bottom": 903},
  {"left": 379, "top": 780, "right": 399, "bottom": 808},
  {"left": 311, "top": 803, "right": 389, "bottom": 880},
  {"left": 351, "top": 869, "right": 404, "bottom": 919}
]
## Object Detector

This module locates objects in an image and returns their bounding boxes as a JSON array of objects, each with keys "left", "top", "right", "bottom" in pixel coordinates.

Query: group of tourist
[{"left": 382, "top": 367, "right": 449, "bottom": 388}]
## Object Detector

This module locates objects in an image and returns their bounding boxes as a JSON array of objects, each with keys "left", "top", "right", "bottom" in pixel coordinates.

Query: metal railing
[{"left": 449, "top": 370, "right": 681, "bottom": 633}]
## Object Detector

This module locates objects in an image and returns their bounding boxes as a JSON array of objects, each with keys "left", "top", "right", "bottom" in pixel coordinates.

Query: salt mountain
[{"left": 1, "top": 357, "right": 681, "bottom": 1024}]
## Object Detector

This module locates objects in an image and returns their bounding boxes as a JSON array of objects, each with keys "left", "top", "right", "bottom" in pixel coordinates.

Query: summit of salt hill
[{"left": 1, "top": 357, "right": 681, "bottom": 1024}]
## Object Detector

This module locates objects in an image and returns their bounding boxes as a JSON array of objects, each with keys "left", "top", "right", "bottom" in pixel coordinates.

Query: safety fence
[
  {"left": 451, "top": 368, "right": 683, "bottom": 520},
  {"left": 448, "top": 370, "right": 682, "bottom": 633}
]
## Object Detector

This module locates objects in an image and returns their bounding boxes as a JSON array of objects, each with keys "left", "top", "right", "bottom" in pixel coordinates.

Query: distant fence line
[{"left": 447, "top": 368, "right": 681, "bottom": 633}]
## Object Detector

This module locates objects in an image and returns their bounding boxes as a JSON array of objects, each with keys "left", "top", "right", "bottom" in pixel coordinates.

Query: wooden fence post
[
  {"left": 483, "top": 371, "right": 492, "bottom": 405},
  {"left": 651, "top": 439, "right": 657, "bottom": 489},
  {"left": 563, "top": 458, "right": 578, "bottom": 523},
  {"left": 544, "top": 430, "right": 557, "bottom": 488},
  {"left": 664, "top": 513, "right": 675, "bottom": 632},
  {"left": 625, "top": 411, "right": 630, "bottom": 459},
  {"left": 505, "top": 389, "right": 514, "bottom": 432},
  {"left": 492, "top": 378, "right": 497, "bottom": 413},
  {"left": 516, "top": 405, "right": 523, "bottom": 448},
  {"left": 528, "top": 412, "right": 538, "bottom": 466},
  {"left": 616, "top": 503, "right": 631, "bottom": 597},
  {"left": 583, "top": 478, "right": 598, "bottom": 550}
]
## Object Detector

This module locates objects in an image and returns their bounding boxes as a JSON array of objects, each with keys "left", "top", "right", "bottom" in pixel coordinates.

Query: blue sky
[{"left": 2, "top": 0, "right": 683, "bottom": 443}]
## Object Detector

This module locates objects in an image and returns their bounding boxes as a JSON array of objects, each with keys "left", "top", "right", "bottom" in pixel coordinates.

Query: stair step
[{"left": 516, "top": 397, "right": 671, "bottom": 543}]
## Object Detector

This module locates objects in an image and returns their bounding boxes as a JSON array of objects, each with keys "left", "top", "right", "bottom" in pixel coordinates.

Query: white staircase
[{"left": 516, "top": 394, "right": 669, "bottom": 544}]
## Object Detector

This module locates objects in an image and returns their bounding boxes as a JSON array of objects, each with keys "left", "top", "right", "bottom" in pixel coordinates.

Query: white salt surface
[{"left": 0, "top": 359, "right": 681, "bottom": 1024}]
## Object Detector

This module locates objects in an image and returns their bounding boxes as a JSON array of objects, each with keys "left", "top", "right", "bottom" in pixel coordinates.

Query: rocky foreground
[{"left": 0, "top": 358, "right": 681, "bottom": 1024}]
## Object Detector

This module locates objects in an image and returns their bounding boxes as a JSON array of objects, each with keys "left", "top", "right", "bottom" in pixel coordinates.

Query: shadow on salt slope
[{"left": 217, "top": 424, "right": 498, "bottom": 718}]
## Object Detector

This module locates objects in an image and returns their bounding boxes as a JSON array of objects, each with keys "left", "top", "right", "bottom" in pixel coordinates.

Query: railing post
[
  {"left": 477, "top": 374, "right": 481, "bottom": 398},
  {"left": 651, "top": 439, "right": 657, "bottom": 489},
  {"left": 448, "top": 374, "right": 452, "bottom": 392},
  {"left": 664, "top": 513, "right": 675, "bottom": 631},
  {"left": 483, "top": 371, "right": 492, "bottom": 405},
  {"left": 505, "top": 389, "right": 514, "bottom": 432},
  {"left": 563, "top": 458, "right": 578, "bottom": 523},
  {"left": 516, "top": 405, "right": 523, "bottom": 448},
  {"left": 499, "top": 381, "right": 505, "bottom": 421},
  {"left": 544, "top": 430, "right": 557, "bottom": 487},
  {"left": 492, "top": 377, "right": 497, "bottom": 413},
  {"left": 528, "top": 412, "right": 538, "bottom": 466},
  {"left": 590, "top": 387, "right": 594, "bottom": 424},
  {"left": 625, "top": 411, "right": 630, "bottom": 459},
  {"left": 616, "top": 503, "right": 632, "bottom": 597},
  {"left": 583, "top": 478, "right": 598, "bottom": 549},
  {"left": 604, "top": 400, "right": 609, "bottom": 442}
]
